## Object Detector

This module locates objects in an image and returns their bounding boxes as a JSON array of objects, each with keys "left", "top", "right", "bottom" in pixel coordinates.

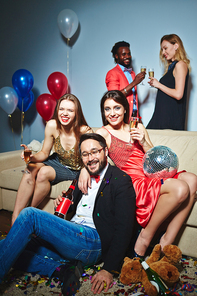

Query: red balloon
[
  {"left": 47, "top": 72, "right": 68, "bottom": 100},
  {"left": 36, "top": 93, "right": 57, "bottom": 121}
]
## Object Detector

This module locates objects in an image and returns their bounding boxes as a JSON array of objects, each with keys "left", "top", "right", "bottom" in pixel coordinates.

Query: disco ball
[{"left": 143, "top": 145, "right": 179, "bottom": 178}]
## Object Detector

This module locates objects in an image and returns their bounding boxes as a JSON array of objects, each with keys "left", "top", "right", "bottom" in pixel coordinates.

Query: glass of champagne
[
  {"left": 140, "top": 66, "right": 146, "bottom": 85},
  {"left": 127, "top": 116, "right": 139, "bottom": 149},
  {"left": 129, "top": 116, "right": 139, "bottom": 130},
  {"left": 148, "top": 68, "right": 154, "bottom": 87},
  {"left": 22, "top": 146, "right": 32, "bottom": 174}
]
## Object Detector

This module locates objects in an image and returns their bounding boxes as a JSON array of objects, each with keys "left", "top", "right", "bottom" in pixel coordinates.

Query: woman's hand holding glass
[
  {"left": 130, "top": 127, "right": 146, "bottom": 146},
  {"left": 126, "top": 117, "right": 139, "bottom": 148},
  {"left": 147, "top": 68, "right": 161, "bottom": 89},
  {"left": 129, "top": 117, "right": 139, "bottom": 130},
  {"left": 148, "top": 76, "right": 160, "bottom": 88},
  {"left": 21, "top": 144, "right": 33, "bottom": 174},
  {"left": 148, "top": 68, "right": 154, "bottom": 87}
]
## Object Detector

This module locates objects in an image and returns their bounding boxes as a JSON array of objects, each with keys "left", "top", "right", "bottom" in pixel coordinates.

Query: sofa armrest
[{"left": 0, "top": 150, "right": 24, "bottom": 172}]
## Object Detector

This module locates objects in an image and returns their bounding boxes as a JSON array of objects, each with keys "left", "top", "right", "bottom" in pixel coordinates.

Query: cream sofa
[{"left": 0, "top": 129, "right": 197, "bottom": 257}]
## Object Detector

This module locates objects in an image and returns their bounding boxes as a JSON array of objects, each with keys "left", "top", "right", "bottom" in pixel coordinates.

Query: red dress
[{"left": 104, "top": 128, "right": 184, "bottom": 228}]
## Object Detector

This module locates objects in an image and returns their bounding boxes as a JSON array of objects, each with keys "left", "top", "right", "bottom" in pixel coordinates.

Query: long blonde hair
[
  {"left": 160, "top": 34, "right": 191, "bottom": 73},
  {"left": 53, "top": 93, "right": 90, "bottom": 154}
]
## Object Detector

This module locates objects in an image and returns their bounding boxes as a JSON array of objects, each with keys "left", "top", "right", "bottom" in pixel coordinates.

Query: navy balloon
[
  {"left": 12, "top": 69, "right": 34, "bottom": 98},
  {"left": 17, "top": 91, "right": 34, "bottom": 112}
]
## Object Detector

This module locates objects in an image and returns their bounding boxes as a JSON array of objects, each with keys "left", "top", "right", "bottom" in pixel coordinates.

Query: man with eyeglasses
[{"left": 0, "top": 133, "right": 136, "bottom": 296}]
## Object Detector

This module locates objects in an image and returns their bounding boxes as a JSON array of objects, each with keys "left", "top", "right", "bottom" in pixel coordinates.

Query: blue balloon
[
  {"left": 12, "top": 69, "right": 34, "bottom": 98},
  {"left": 17, "top": 91, "right": 34, "bottom": 112}
]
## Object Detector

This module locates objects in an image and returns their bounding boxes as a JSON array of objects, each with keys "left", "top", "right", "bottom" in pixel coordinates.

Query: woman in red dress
[{"left": 80, "top": 90, "right": 197, "bottom": 257}]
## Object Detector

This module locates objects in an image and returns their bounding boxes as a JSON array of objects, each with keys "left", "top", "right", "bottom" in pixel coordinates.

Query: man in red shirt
[{"left": 105, "top": 41, "right": 145, "bottom": 119}]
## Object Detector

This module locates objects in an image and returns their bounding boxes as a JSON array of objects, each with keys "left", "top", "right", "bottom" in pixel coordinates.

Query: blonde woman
[
  {"left": 147, "top": 34, "right": 190, "bottom": 130},
  {"left": 12, "top": 94, "right": 91, "bottom": 225}
]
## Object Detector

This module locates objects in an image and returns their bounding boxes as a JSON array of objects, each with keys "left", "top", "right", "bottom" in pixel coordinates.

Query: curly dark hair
[{"left": 111, "top": 41, "right": 130, "bottom": 63}]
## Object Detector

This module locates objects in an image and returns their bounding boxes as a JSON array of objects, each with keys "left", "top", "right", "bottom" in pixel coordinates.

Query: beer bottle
[
  {"left": 54, "top": 179, "right": 77, "bottom": 219},
  {"left": 140, "top": 259, "right": 172, "bottom": 295}
]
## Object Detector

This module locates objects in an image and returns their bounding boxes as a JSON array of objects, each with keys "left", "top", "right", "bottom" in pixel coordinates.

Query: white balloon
[
  {"left": 57, "top": 9, "right": 78, "bottom": 39},
  {"left": 0, "top": 86, "right": 18, "bottom": 114}
]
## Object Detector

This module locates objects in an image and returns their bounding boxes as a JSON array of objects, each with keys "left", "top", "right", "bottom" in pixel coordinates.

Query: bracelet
[{"left": 124, "top": 88, "right": 128, "bottom": 94}]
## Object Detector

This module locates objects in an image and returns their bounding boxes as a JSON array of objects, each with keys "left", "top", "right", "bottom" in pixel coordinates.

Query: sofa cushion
[
  {"left": 185, "top": 198, "right": 197, "bottom": 227},
  {"left": 147, "top": 130, "right": 197, "bottom": 175},
  {"left": 0, "top": 166, "right": 25, "bottom": 190},
  {"left": 174, "top": 224, "right": 197, "bottom": 258}
]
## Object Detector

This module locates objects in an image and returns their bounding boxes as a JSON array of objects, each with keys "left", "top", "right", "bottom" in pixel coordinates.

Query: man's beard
[
  {"left": 123, "top": 59, "right": 131, "bottom": 68},
  {"left": 85, "top": 158, "right": 107, "bottom": 176}
]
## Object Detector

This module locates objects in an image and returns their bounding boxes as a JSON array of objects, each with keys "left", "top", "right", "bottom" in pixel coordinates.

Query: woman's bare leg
[
  {"left": 12, "top": 163, "right": 44, "bottom": 225},
  {"left": 30, "top": 166, "right": 56, "bottom": 207},
  {"left": 160, "top": 172, "right": 197, "bottom": 249},
  {"left": 134, "top": 178, "right": 190, "bottom": 256}
]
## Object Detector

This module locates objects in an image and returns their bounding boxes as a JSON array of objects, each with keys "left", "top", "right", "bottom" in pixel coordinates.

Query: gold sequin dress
[{"left": 43, "top": 136, "right": 82, "bottom": 185}]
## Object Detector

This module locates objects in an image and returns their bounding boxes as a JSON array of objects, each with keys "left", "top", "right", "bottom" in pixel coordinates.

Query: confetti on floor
[
  {"left": 0, "top": 231, "right": 197, "bottom": 296},
  {"left": 0, "top": 257, "right": 197, "bottom": 296}
]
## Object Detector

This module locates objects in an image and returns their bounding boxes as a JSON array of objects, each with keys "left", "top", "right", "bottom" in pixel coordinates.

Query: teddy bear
[{"left": 120, "top": 244, "right": 182, "bottom": 296}]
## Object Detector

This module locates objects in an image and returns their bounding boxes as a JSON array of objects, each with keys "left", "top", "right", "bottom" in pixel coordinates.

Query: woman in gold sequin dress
[{"left": 12, "top": 94, "right": 91, "bottom": 226}]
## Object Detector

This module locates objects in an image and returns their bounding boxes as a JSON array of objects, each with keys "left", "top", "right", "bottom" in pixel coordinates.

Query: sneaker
[{"left": 53, "top": 260, "right": 83, "bottom": 296}]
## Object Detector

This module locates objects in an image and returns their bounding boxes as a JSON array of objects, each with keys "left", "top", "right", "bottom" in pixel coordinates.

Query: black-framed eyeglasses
[{"left": 81, "top": 148, "right": 104, "bottom": 159}]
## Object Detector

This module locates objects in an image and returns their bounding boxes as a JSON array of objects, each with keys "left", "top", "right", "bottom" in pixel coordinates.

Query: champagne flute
[
  {"left": 129, "top": 116, "right": 139, "bottom": 130},
  {"left": 127, "top": 116, "right": 139, "bottom": 149},
  {"left": 21, "top": 146, "right": 32, "bottom": 174},
  {"left": 140, "top": 66, "right": 146, "bottom": 85},
  {"left": 148, "top": 68, "right": 154, "bottom": 87}
]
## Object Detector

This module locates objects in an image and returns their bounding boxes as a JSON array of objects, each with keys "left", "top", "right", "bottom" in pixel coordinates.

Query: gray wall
[{"left": 1, "top": 0, "right": 197, "bottom": 152}]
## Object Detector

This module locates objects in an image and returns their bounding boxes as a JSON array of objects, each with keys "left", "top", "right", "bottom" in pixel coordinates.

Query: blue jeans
[{"left": 0, "top": 207, "right": 101, "bottom": 283}]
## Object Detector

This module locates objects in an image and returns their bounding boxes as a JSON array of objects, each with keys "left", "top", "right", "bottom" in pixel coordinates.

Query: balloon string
[
  {"left": 21, "top": 112, "right": 24, "bottom": 145},
  {"left": 21, "top": 99, "right": 24, "bottom": 145},
  {"left": 8, "top": 114, "right": 16, "bottom": 150},
  {"left": 67, "top": 38, "right": 70, "bottom": 88}
]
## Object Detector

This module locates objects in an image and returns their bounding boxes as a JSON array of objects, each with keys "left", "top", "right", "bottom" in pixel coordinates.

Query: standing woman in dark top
[{"left": 147, "top": 34, "right": 190, "bottom": 130}]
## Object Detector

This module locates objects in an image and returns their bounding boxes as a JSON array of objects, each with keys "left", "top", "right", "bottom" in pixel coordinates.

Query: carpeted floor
[
  {"left": 0, "top": 254, "right": 197, "bottom": 296},
  {"left": 0, "top": 211, "right": 197, "bottom": 296}
]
